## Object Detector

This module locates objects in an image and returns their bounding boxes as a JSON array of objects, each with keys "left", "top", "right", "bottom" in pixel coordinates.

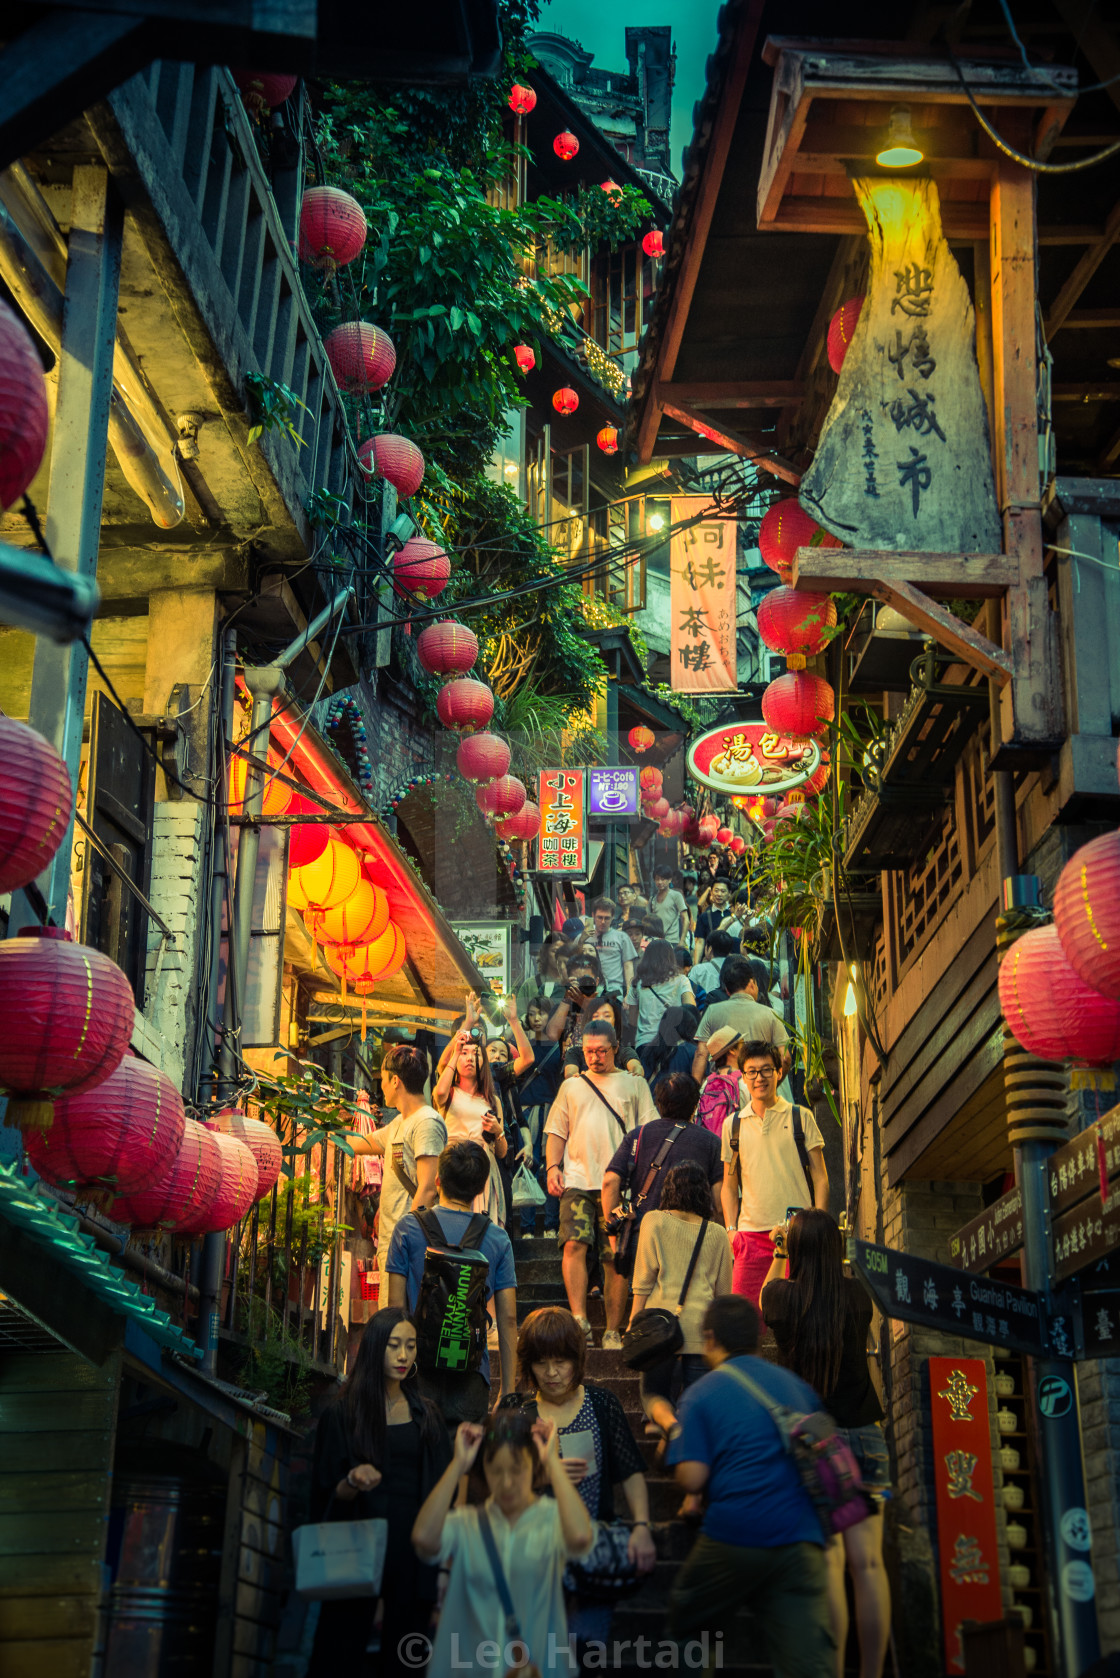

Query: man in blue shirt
[
  {"left": 666, "top": 1295, "right": 836, "bottom": 1677},
  {"left": 386, "top": 1141, "right": 517, "bottom": 1423}
]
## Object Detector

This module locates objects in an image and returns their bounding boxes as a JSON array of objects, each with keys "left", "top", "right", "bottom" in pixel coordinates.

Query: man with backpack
[
  {"left": 665, "top": 1294, "right": 837, "bottom": 1677},
  {"left": 386, "top": 1140, "right": 518, "bottom": 1421},
  {"left": 721, "top": 1041, "right": 828, "bottom": 1307},
  {"left": 601, "top": 1072, "right": 723, "bottom": 1275},
  {"left": 543, "top": 1019, "right": 657, "bottom": 1348}
]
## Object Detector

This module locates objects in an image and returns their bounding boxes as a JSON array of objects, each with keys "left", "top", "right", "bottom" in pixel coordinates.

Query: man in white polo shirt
[{"left": 720, "top": 1038, "right": 828, "bottom": 1306}]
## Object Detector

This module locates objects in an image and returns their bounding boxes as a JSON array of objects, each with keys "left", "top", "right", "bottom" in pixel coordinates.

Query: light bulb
[
  {"left": 876, "top": 105, "right": 923, "bottom": 169},
  {"left": 647, "top": 511, "right": 666, "bottom": 532},
  {"left": 843, "top": 980, "right": 858, "bottom": 1018}
]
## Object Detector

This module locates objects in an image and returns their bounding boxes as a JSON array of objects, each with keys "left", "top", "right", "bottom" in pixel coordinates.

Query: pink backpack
[{"left": 697, "top": 1068, "right": 740, "bottom": 1137}]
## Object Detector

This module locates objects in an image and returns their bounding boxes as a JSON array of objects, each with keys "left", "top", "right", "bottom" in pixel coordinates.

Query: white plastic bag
[
  {"left": 511, "top": 1160, "right": 546, "bottom": 1209},
  {"left": 291, "top": 1517, "right": 388, "bottom": 1600}
]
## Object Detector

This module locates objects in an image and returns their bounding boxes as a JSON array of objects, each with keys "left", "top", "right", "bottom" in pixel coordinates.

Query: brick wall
[{"left": 144, "top": 801, "right": 207, "bottom": 1089}]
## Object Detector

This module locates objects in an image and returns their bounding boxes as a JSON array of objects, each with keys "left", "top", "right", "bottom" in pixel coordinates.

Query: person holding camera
[
  {"left": 544, "top": 952, "right": 604, "bottom": 1052},
  {"left": 433, "top": 1029, "right": 509, "bottom": 1226},
  {"left": 562, "top": 994, "right": 643, "bottom": 1081}
]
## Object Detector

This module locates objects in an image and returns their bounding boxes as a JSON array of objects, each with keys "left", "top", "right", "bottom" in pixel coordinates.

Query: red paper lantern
[
  {"left": 179, "top": 1129, "right": 258, "bottom": 1235},
  {"left": 757, "top": 586, "right": 838, "bottom": 668},
  {"left": 0, "top": 299, "right": 49, "bottom": 511},
  {"left": 644, "top": 797, "right": 670, "bottom": 822},
  {"left": 232, "top": 70, "right": 298, "bottom": 112},
  {"left": 224, "top": 1111, "right": 283, "bottom": 1201},
  {"left": 729, "top": 835, "right": 746, "bottom": 855},
  {"left": 642, "top": 230, "right": 665, "bottom": 258},
  {"left": 327, "top": 922, "right": 407, "bottom": 990},
  {"left": 639, "top": 767, "right": 662, "bottom": 792},
  {"left": 597, "top": 426, "right": 619, "bottom": 455},
  {"left": 478, "top": 776, "right": 527, "bottom": 819},
  {"left": 601, "top": 179, "right": 621, "bottom": 196},
  {"left": 553, "top": 132, "right": 579, "bottom": 161},
  {"left": 111, "top": 1116, "right": 223, "bottom": 1233},
  {"left": 1054, "top": 833, "right": 1120, "bottom": 1000},
  {"left": 325, "top": 322, "right": 396, "bottom": 393},
  {"left": 286, "top": 794, "right": 330, "bottom": 871},
  {"left": 514, "top": 344, "right": 536, "bottom": 373},
  {"left": 0, "top": 715, "right": 72, "bottom": 894},
  {"left": 357, "top": 433, "right": 423, "bottom": 497},
  {"left": 417, "top": 620, "right": 478, "bottom": 678},
  {"left": 679, "top": 803, "right": 695, "bottom": 823},
  {"left": 762, "top": 672, "right": 835, "bottom": 740},
  {"left": 393, "top": 538, "right": 450, "bottom": 600},
  {"left": 298, "top": 187, "right": 368, "bottom": 274},
  {"left": 496, "top": 801, "right": 541, "bottom": 842},
  {"left": 827, "top": 295, "right": 865, "bottom": 375},
  {"left": 438, "top": 677, "right": 494, "bottom": 733},
  {"left": 456, "top": 732, "right": 510, "bottom": 784},
  {"left": 776, "top": 802, "right": 806, "bottom": 825},
  {"left": 1000, "top": 923, "right": 1120, "bottom": 1065},
  {"left": 629, "top": 726, "right": 655, "bottom": 753},
  {"left": 804, "top": 754, "right": 832, "bottom": 798},
  {"left": 312, "top": 876, "right": 390, "bottom": 948},
  {"left": 758, "top": 500, "right": 843, "bottom": 581},
  {"left": 288, "top": 835, "right": 361, "bottom": 914},
  {"left": 553, "top": 387, "right": 579, "bottom": 416},
  {"left": 696, "top": 815, "right": 720, "bottom": 845},
  {"left": 0, "top": 929, "right": 134, "bottom": 1126},
  {"left": 25, "top": 1056, "right": 186, "bottom": 1195},
  {"left": 509, "top": 84, "right": 537, "bottom": 115},
  {"left": 716, "top": 826, "right": 733, "bottom": 846},
  {"left": 229, "top": 747, "right": 293, "bottom": 818}
]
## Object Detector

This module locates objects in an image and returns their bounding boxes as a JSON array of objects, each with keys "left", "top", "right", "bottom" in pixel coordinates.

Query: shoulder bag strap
[
  {"left": 730, "top": 1106, "right": 742, "bottom": 1181},
  {"left": 676, "top": 1218, "right": 710, "bottom": 1311},
  {"left": 478, "top": 1509, "right": 523, "bottom": 1649},
  {"left": 635, "top": 1125, "right": 686, "bottom": 1208},
  {"left": 791, "top": 1106, "right": 814, "bottom": 1200},
  {"left": 415, "top": 1208, "right": 444, "bottom": 1247},
  {"left": 578, "top": 1073, "right": 627, "bottom": 1141},
  {"left": 716, "top": 1361, "right": 792, "bottom": 1450}
]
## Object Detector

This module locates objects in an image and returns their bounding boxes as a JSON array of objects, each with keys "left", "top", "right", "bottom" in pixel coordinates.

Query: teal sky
[{"left": 536, "top": 0, "right": 724, "bottom": 178}]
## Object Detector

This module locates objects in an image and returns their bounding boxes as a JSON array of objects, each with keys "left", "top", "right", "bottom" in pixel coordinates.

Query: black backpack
[{"left": 414, "top": 1210, "right": 492, "bottom": 1375}]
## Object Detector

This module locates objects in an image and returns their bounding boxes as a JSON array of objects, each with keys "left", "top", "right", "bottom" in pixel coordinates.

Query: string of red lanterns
[{"left": 299, "top": 187, "right": 368, "bottom": 277}]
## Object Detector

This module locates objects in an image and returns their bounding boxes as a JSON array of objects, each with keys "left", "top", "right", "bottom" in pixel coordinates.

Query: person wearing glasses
[
  {"left": 720, "top": 1040, "right": 828, "bottom": 1307},
  {"left": 588, "top": 898, "right": 637, "bottom": 997}
]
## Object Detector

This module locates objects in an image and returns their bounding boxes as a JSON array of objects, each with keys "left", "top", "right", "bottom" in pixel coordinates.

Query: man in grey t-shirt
[
  {"left": 588, "top": 898, "right": 636, "bottom": 995},
  {"left": 691, "top": 956, "right": 789, "bottom": 1083},
  {"left": 649, "top": 866, "right": 688, "bottom": 946}
]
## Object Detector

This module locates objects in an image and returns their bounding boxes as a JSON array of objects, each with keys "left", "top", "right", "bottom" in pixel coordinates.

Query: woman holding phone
[{"left": 433, "top": 1031, "right": 508, "bottom": 1226}]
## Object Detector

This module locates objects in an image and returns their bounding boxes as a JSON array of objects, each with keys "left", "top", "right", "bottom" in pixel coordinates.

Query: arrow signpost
[{"left": 848, "top": 1237, "right": 1054, "bottom": 1359}]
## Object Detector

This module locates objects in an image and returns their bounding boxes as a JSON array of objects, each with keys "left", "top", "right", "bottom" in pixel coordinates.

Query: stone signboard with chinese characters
[
  {"left": 537, "top": 769, "right": 586, "bottom": 875},
  {"left": 928, "top": 1357, "right": 1003, "bottom": 1674},
  {"left": 949, "top": 1186, "right": 1023, "bottom": 1274},
  {"left": 686, "top": 722, "right": 820, "bottom": 799},
  {"left": 848, "top": 1238, "right": 1050, "bottom": 1359},
  {"left": 801, "top": 178, "right": 1001, "bottom": 555},
  {"left": 669, "top": 497, "right": 737, "bottom": 692}
]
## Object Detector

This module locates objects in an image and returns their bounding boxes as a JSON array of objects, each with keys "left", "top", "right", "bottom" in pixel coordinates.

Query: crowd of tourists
[{"left": 307, "top": 868, "right": 891, "bottom": 1678}]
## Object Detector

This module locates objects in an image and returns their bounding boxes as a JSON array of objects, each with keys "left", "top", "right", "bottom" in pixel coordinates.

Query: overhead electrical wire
[
  {"left": 997, "top": 0, "right": 1120, "bottom": 95},
  {"left": 943, "top": 34, "right": 1120, "bottom": 173}
]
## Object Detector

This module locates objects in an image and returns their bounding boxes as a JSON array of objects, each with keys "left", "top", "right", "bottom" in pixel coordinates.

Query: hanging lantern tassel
[
  {"left": 1071, "top": 1064, "right": 1117, "bottom": 1094},
  {"left": 4, "top": 1095, "right": 54, "bottom": 1132}
]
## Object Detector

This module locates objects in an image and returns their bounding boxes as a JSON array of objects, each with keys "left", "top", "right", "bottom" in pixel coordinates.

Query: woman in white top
[
  {"left": 433, "top": 1031, "right": 508, "bottom": 1226},
  {"left": 628, "top": 938, "right": 695, "bottom": 1075},
  {"left": 412, "top": 1410, "right": 594, "bottom": 1678}
]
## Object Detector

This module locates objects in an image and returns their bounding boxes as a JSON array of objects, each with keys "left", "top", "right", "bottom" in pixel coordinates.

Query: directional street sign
[
  {"left": 848, "top": 1237, "right": 1053, "bottom": 1359},
  {"left": 949, "top": 1186, "right": 1023, "bottom": 1274},
  {"left": 1048, "top": 1104, "right": 1120, "bottom": 1217},
  {"left": 1053, "top": 1190, "right": 1120, "bottom": 1285}
]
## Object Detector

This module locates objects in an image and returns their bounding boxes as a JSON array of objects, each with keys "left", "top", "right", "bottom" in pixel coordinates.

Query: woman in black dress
[{"left": 309, "top": 1307, "right": 451, "bottom": 1676}]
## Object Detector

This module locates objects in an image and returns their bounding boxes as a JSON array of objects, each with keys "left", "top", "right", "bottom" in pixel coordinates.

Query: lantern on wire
[
  {"left": 477, "top": 776, "right": 527, "bottom": 820},
  {"left": 220, "top": 1110, "right": 283, "bottom": 1201},
  {"left": 508, "top": 84, "right": 537, "bottom": 115},
  {"left": 298, "top": 187, "right": 368, "bottom": 276},
  {"left": 552, "top": 387, "right": 579, "bottom": 416},
  {"left": 1000, "top": 923, "right": 1120, "bottom": 1068},
  {"left": 642, "top": 230, "right": 664, "bottom": 258},
  {"left": 0, "top": 928, "right": 134, "bottom": 1130},
  {"left": 0, "top": 715, "right": 72, "bottom": 894},
  {"left": 729, "top": 835, "right": 747, "bottom": 856},
  {"left": 393, "top": 538, "right": 451, "bottom": 601},
  {"left": 600, "top": 180, "right": 622, "bottom": 197},
  {"left": 25, "top": 1055, "right": 186, "bottom": 1198},
  {"left": 456, "top": 732, "right": 511, "bottom": 784},
  {"left": 438, "top": 678, "right": 494, "bottom": 733},
  {"left": 597, "top": 426, "right": 619, "bottom": 455},
  {"left": 327, "top": 922, "right": 407, "bottom": 1024},
  {"left": 629, "top": 726, "right": 655, "bottom": 753},
  {"left": 288, "top": 833, "right": 361, "bottom": 925},
  {"left": 827, "top": 295, "right": 865, "bottom": 374},
  {"left": 644, "top": 796, "right": 670, "bottom": 822},
  {"left": 762, "top": 671, "right": 835, "bottom": 740},
  {"left": 758, "top": 499, "right": 842, "bottom": 581},
  {"left": 639, "top": 766, "right": 662, "bottom": 793},
  {"left": 309, "top": 875, "right": 390, "bottom": 955},
  {"left": 716, "top": 826, "right": 733, "bottom": 846},
  {"left": 111, "top": 1116, "right": 224, "bottom": 1234},
  {"left": 757, "top": 587, "right": 838, "bottom": 669},
  {"left": 232, "top": 70, "right": 298, "bottom": 114},
  {"left": 358, "top": 434, "right": 423, "bottom": 498},
  {"left": 696, "top": 814, "right": 720, "bottom": 846},
  {"left": 286, "top": 793, "right": 330, "bottom": 870},
  {"left": 514, "top": 344, "right": 536, "bottom": 373},
  {"left": 325, "top": 323, "right": 396, "bottom": 393},
  {"left": 417, "top": 620, "right": 478, "bottom": 678},
  {"left": 229, "top": 747, "right": 293, "bottom": 818},
  {"left": 495, "top": 801, "right": 541, "bottom": 843},
  {"left": 0, "top": 298, "right": 49, "bottom": 511},
  {"left": 804, "top": 753, "right": 832, "bottom": 798},
  {"left": 178, "top": 1129, "right": 259, "bottom": 1236},
  {"left": 553, "top": 132, "right": 579, "bottom": 161},
  {"left": 1054, "top": 833, "right": 1120, "bottom": 1000}
]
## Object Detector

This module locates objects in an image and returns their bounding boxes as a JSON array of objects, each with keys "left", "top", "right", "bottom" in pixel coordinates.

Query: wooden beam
[
  {"left": 1052, "top": 383, "right": 1120, "bottom": 402},
  {"left": 873, "top": 581, "right": 1013, "bottom": 679},
  {"left": 1039, "top": 224, "right": 1108, "bottom": 244},
  {"left": 1097, "top": 420, "right": 1120, "bottom": 471},
  {"left": 1051, "top": 0, "right": 1120, "bottom": 118},
  {"left": 791, "top": 548, "right": 1018, "bottom": 598},
  {"left": 659, "top": 396, "right": 802, "bottom": 485},
  {"left": 1056, "top": 308, "right": 1120, "bottom": 329},
  {"left": 1045, "top": 197, "right": 1120, "bottom": 338},
  {"left": 660, "top": 380, "right": 805, "bottom": 409},
  {"left": 634, "top": 372, "right": 663, "bottom": 468},
  {"left": 767, "top": 199, "right": 991, "bottom": 240}
]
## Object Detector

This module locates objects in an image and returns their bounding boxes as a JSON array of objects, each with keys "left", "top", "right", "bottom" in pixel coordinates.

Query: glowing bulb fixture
[
  {"left": 843, "top": 980, "right": 858, "bottom": 1018},
  {"left": 647, "top": 511, "right": 666, "bottom": 532},
  {"left": 876, "top": 105, "right": 923, "bottom": 169}
]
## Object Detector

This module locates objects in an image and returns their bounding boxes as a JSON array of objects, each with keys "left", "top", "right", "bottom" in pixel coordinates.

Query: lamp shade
[
  {"left": 1000, "top": 923, "right": 1120, "bottom": 1065},
  {"left": 758, "top": 500, "right": 842, "bottom": 581},
  {"left": 456, "top": 732, "right": 510, "bottom": 783},
  {"left": 757, "top": 587, "right": 837, "bottom": 665},
  {"left": 232, "top": 70, "right": 298, "bottom": 111},
  {"left": 393, "top": 538, "right": 450, "bottom": 601},
  {"left": 495, "top": 801, "right": 541, "bottom": 842},
  {"left": 312, "top": 876, "right": 389, "bottom": 948},
  {"left": 553, "top": 132, "right": 579, "bottom": 161},
  {"left": 477, "top": 776, "right": 527, "bottom": 819},
  {"left": 223, "top": 1111, "right": 283, "bottom": 1200},
  {"left": 358, "top": 433, "right": 423, "bottom": 497},
  {"left": 286, "top": 794, "right": 330, "bottom": 871},
  {"left": 514, "top": 344, "right": 535, "bottom": 373},
  {"left": 0, "top": 715, "right": 72, "bottom": 894},
  {"left": 417, "top": 620, "right": 478, "bottom": 678},
  {"left": 327, "top": 921, "right": 407, "bottom": 987},
  {"left": 178, "top": 1129, "right": 258, "bottom": 1235},
  {"left": 509, "top": 84, "right": 537, "bottom": 115},
  {"left": 0, "top": 929, "right": 134, "bottom": 1123},
  {"left": 1054, "top": 833, "right": 1120, "bottom": 1000},
  {"left": 552, "top": 387, "right": 579, "bottom": 416},
  {"left": 762, "top": 672, "right": 835, "bottom": 739},
  {"left": 25, "top": 1056, "right": 186, "bottom": 1195},
  {"left": 628, "top": 726, "right": 655, "bottom": 752},
  {"left": 597, "top": 426, "right": 619, "bottom": 455},
  {"left": 0, "top": 298, "right": 49, "bottom": 511},
  {"left": 827, "top": 295, "right": 865, "bottom": 374},
  {"left": 229, "top": 748, "right": 293, "bottom": 817},
  {"left": 325, "top": 323, "right": 396, "bottom": 393},
  {"left": 438, "top": 677, "right": 494, "bottom": 732},
  {"left": 639, "top": 767, "right": 662, "bottom": 793},
  {"left": 642, "top": 230, "right": 664, "bottom": 258},
  {"left": 288, "top": 835, "right": 361, "bottom": 913},
  {"left": 111, "top": 1117, "right": 223, "bottom": 1232},
  {"left": 298, "top": 188, "right": 368, "bottom": 273}
]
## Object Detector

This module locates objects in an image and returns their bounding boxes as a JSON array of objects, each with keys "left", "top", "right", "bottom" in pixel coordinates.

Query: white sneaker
[
  {"left": 543, "top": 1230, "right": 558, "bottom": 1240},
  {"left": 602, "top": 1329, "right": 624, "bottom": 1351},
  {"left": 576, "top": 1315, "right": 594, "bottom": 1345}
]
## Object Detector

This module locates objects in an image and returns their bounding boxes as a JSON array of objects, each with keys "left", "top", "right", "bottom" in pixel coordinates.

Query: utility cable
[
  {"left": 943, "top": 37, "right": 1120, "bottom": 173},
  {"left": 998, "top": 0, "right": 1120, "bottom": 96}
]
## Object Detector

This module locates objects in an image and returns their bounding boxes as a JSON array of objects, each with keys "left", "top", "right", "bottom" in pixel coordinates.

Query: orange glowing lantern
[{"left": 229, "top": 749, "right": 293, "bottom": 817}]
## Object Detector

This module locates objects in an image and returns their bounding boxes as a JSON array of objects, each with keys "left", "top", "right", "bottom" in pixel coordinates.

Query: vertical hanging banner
[
  {"left": 928, "top": 1356, "right": 1003, "bottom": 1674},
  {"left": 669, "top": 497, "right": 738, "bottom": 692},
  {"left": 538, "top": 769, "right": 586, "bottom": 875}
]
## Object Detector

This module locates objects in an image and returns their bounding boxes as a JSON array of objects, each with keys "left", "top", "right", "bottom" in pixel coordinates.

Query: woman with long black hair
[
  {"left": 760, "top": 1210, "right": 890, "bottom": 1678},
  {"left": 309, "top": 1307, "right": 452, "bottom": 1677},
  {"left": 628, "top": 938, "right": 694, "bottom": 1078}
]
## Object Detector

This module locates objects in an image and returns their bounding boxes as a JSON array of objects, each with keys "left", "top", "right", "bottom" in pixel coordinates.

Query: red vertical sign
[
  {"left": 929, "top": 1356, "right": 1003, "bottom": 1673},
  {"left": 537, "top": 769, "right": 586, "bottom": 875}
]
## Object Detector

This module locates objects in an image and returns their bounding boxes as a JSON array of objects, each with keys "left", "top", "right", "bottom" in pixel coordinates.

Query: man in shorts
[{"left": 544, "top": 1019, "right": 657, "bottom": 1348}]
